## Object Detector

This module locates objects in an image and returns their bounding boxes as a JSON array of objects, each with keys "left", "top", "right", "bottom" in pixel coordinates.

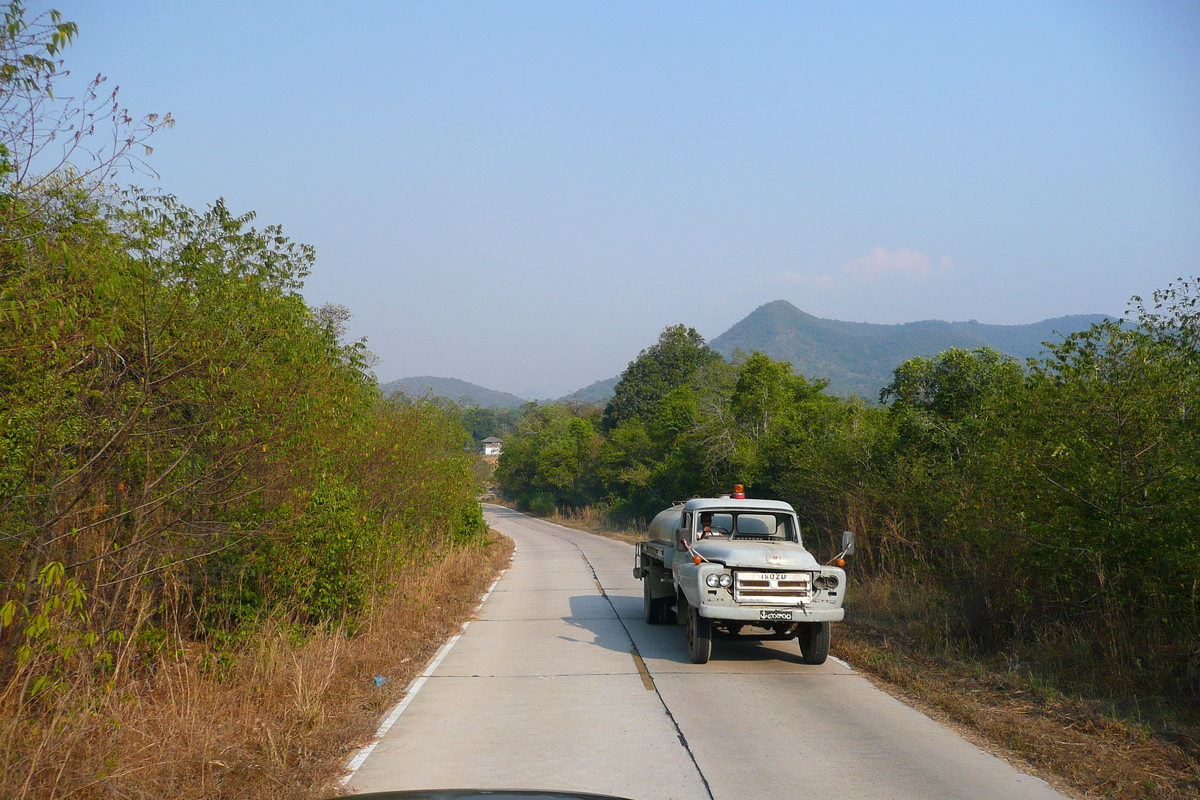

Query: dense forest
[
  {"left": 496, "top": 299, "right": 1200, "bottom": 702},
  {"left": 0, "top": 6, "right": 487, "bottom": 794}
]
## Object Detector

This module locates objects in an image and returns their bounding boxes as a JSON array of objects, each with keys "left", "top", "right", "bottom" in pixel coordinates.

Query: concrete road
[{"left": 345, "top": 505, "right": 1067, "bottom": 800}]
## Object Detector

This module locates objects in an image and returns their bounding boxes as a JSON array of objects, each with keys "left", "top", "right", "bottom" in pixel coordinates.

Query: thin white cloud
[
  {"left": 762, "top": 247, "right": 956, "bottom": 292},
  {"left": 841, "top": 247, "right": 955, "bottom": 282}
]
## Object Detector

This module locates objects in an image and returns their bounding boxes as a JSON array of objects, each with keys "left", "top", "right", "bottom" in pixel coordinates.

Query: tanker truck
[{"left": 632, "top": 487, "right": 853, "bottom": 665}]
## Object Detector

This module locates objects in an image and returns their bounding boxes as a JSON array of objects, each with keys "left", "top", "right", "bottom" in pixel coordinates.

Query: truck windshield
[
  {"left": 698, "top": 512, "right": 796, "bottom": 542},
  {"left": 732, "top": 513, "right": 793, "bottom": 541}
]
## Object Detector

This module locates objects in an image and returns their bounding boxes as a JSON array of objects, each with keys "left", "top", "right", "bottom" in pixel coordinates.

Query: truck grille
[{"left": 733, "top": 571, "right": 811, "bottom": 606}]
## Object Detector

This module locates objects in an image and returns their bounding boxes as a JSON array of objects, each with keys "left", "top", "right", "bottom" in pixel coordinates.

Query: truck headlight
[
  {"left": 705, "top": 574, "right": 720, "bottom": 588},
  {"left": 814, "top": 574, "right": 839, "bottom": 589},
  {"left": 718, "top": 574, "right": 733, "bottom": 588}
]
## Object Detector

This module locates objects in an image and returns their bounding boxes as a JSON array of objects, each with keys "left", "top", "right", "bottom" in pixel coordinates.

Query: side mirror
[{"left": 841, "top": 530, "right": 856, "bottom": 558}]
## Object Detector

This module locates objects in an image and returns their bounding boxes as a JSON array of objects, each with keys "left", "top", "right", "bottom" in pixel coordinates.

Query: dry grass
[
  {"left": 540, "top": 507, "right": 646, "bottom": 545},
  {"left": 837, "top": 575, "right": 1200, "bottom": 800},
  {"left": 0, "top": 534, "right": 514, "bottom": 800}
]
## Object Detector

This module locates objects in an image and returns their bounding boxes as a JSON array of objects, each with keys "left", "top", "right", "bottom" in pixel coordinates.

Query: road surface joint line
[
  {"left": 535, "top": 525, "right": 716, "bottom": 800},
  {"left": 630, "top": 647, "right": 655, "bottom": 691},
  {"left": 341, "top": 549, "right": 516, "bottom": 784}
]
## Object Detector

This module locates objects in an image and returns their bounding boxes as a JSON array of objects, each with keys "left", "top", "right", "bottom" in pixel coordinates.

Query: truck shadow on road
[
  {"left": 562, "top": 594, "right": 808, "bottom": 666},
  {"left": 555, "top": 593, "right": 635, "bottom": 656}
]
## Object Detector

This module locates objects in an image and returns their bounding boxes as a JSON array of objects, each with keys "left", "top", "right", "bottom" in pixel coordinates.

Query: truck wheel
[
  {"left": 687, "top": 606, "right": 712, "bottom": 664},
  {"left": 643, "top": 578, "right": 663, "bottom": 625},
  {"left": 643, "top": 575, "right": 675, "bottom": 625},
  {"left": 643, "top": 582, "right": 662, "bottom": 623},
  {"left": 798, "top": 621, "right": 830, "bottom": 665},
  {"left": 661, "top": 596, "right": 677, "bottom": 625}
]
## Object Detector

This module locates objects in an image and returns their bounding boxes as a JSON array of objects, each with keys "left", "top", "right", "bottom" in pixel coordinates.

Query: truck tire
[
  {"left": 643, "top": 578, "right": 664, "bottom": 624},
  {"left": 687, "top": 606, "right": 712, "bottom": 664},
  {"left": 798, "top": 621, "right": 830, "bottom": 665}
]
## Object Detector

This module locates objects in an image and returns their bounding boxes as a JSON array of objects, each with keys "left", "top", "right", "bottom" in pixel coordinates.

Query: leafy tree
[
  {"left": 1129, "top": 275, "right": 1200, "bottom": 359},
  {"left": 461, "top": 405, "right": 521, "bottom": 442},
  {"left": 729, "top": 352, "right": 824, "bottom": 435},
  {"left": 0, "top": 9, "right": 492, "bottom": 792},
  {"left": 0, "top": 1, "right": 172, "bottom": 243},
  {"left": 881, "top": 347, "right": 1023, "bottom": 460},
  {"left": 994, "top": 320, "right": 1200, "bottom": 685},
  {"left": 494, "top": 403, "right": 601, "bottom": 511},
  {"left": 602, "top": 324, "right": 721, "bottom": 430}
]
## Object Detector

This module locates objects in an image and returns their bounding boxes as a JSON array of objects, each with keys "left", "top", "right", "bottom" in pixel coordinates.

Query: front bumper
[{"left": 697, "top": 603, "right": 844, "bottom": 623}]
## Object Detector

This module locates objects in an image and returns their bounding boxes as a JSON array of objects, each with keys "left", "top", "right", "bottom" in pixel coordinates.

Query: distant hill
[
  {"left": 555, "top": 376, "right": 619, "bottom": 406},
  {"left": 710, "top": 300, "right": 1110, "bottom": 399},
  {"left": 382, "top": 304, "right": 1110, "bottom": 410},
  {"left": 381, "top": 376, "right": 529, "bottom": 409}
]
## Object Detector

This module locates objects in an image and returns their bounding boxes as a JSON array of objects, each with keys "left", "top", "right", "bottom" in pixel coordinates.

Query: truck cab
[{"left": 633, "top": 495, "right": 850, "bottom": 665}]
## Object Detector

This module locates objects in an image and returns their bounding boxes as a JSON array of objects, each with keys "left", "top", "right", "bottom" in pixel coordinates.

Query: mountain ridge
[
  {"left": 383, "top": 303, "right": 1112, "bottom": 407},
  {"left": 380, "top": 376, "right": 529, "bottom": 409},
  {"left": 709, "top": 300, "right": 1110, "bottom": 398}
]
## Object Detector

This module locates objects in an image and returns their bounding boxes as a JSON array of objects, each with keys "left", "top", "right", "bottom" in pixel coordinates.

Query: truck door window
[{"left": 782, "top": 516, "right": 798, "bottom": 542}]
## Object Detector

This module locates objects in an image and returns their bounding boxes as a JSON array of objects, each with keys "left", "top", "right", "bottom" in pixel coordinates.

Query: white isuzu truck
[{"left": 633, "top": 488, "right": 853, "bottom": 665}]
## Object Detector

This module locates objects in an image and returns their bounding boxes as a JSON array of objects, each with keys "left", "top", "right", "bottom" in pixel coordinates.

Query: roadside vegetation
[
  {"left": 460, "top": 405, "right": 522, "bottom": 445},
  {"left": 496, "top": 310, "right": 1200, "bottom": 796},
  {"left": 837, "top": 577, "right": 1199, "bottom": 800},
  {"left": 0, "top": 6, "right": 505, "bottom": 797}
]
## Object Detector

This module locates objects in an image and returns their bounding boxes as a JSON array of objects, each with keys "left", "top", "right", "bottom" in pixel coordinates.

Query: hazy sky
[{"left": 49, "top": 1, "right": 1200, "bottom": 398}]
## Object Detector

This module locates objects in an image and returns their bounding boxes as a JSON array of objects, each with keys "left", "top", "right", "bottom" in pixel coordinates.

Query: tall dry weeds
[
  {"left": 837, "top": 573, "right": 1200, "bottom": 800},
  {"left": 0, "top": 535, "right": 513, "bottom": 800},
  {"left": 543, "top": 507, "right": 646, "bottom": 545}
]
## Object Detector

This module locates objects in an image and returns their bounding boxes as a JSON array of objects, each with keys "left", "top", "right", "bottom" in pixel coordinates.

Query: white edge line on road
[{"left": 341, "top": 566, "right": 508, "bottom": 784}]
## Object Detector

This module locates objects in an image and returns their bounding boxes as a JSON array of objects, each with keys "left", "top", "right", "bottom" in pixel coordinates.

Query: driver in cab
[{"left": 699, "top": 512, "right": 724, "bottom": 539}]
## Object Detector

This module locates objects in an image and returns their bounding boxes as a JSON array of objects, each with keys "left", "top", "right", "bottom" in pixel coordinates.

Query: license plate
[{"left": 759, "top": 610, "right": 792, "bottom": 621}]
